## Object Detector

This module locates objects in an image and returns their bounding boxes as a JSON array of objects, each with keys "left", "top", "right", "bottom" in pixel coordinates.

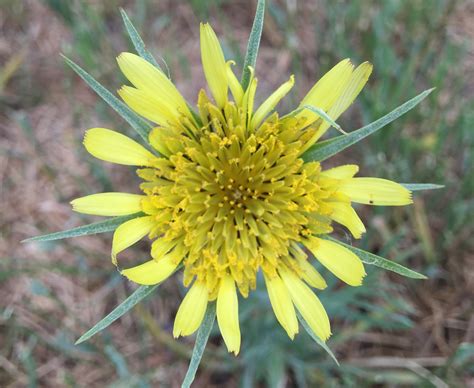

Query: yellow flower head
[{"left": 71, "top": 23, "right": 412, "bottom": 355}]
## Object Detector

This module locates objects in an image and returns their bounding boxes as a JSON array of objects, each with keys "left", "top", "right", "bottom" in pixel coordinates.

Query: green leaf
[
  {"left": 402, "top": 183, "right": 444, "bottom": 191},
  {"left": 326, "top": 237, "right": 427, "bottom": 279},
  {"left": 62, "top": 55, "right": 152, "bottom": 143},
  {"left": 241, "top": 0, "right": 265, "bottom": 90},
  {"left": 23, "top": 213, "right": 143, "bottom": 243},
  {"left": 120, "top": 8, "right": 161, "bottom": 70},
  {"left": 296, "top": 311, "right": 339, "bottom": 366},
  {"left": 302, "top": 88, "right": 435, "bottom": 162},
  {"left": 75, "top": 285, "right": 159, "bottom": 344},
  {"left": 182, "top": 302, "right": 216, "bottom": 388}
]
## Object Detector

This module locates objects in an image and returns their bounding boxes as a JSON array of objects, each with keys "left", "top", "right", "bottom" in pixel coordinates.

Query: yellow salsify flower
[{"left": 70, "top": 22, "right": 412, "bottom": 355}]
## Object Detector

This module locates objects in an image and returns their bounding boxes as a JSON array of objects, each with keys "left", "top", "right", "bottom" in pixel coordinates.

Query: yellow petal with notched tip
[
  {"left": 279, "top": 267, "right": 331, "bottom": 341},
  {"left": 200, "top": 23, "right": 228, "bottom": 107},
  {"left": 70, "top": 193, "right": 144, "bottom": 216},
  {"left": 338, "top": 177, "right": 413, "bottom": 206},
  {"left": 173, "top": 281, "right": 209, "bottom": 337},
  {"left": 117, "top": 52, "right": 190, "bottom": 119},
  {"left": 305, "top": 237, "right": 366, "bottom": 286},
  {"left": 251, "top": 75, "right": 295, "bottom": 130},
  {"left": 84, "top": 128, "right": 155, "bottom": 166},
  {"left": 111, "top": 216, "right": 155, "bottom": 265},
  {"left": 263, "top": 273, "right": 299, "bottom": 339},
  {"left": 326, "top": 62, "right": 373, "bottom": 120},
  {"left": 329, "top": 202, "right": 366, "bottom": 239},
  {"left": 121, "top": 255, "right": 177, "bottom": 285},
  {"left": 321, "top": 164, "right": 359, "bottom": 179},
  {"left": 118, "top": 86, "right": 176, "bottom": 126},
  {"left": 226, "top": 61, "right": 244, "bottom": 105},
  {"left": 315, "top": 62, "right": 372, "bottom": 138},
  {"left": 217, "top": 274, "right": 241, "bottom": 355},
  {"left": 298, "top": 59, "right": 353, "bottom": 120},
  {"left": 297, "top": 258, "right": 327, "bottom": 289}
]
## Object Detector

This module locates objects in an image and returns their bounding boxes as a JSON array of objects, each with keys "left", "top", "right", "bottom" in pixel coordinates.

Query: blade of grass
[
  {"left": 302, "top": 88, "right": 435, "bottom": 162},
  {"left": 181, "top": 302, "right": 216, "bottom": 388},
  {"left": 23, "top": 213, "right": 143, "bottom": 243},
  {"left": 120, "top": 8, "right": 161, "bottom": 69},
  {"left": 241, "top": 0, "right": 265, "bottom": 90},
  {"left": 326, "top": 237, "right": 427, "bottom": 279},
  {"left": 104, "top": 344, "right": 130, "bottom": 378},
  {"left": 296, "top": 311, "right": 339, "bottom": 366},
  {"left": 62, "top": 55, "right": 152, "bottom": 143},
  {"left": 75, "top": 285, "right": 159, "bottom": 344},
  {"left": 402, "top": 183, "right": 444, "bottom": 191}
]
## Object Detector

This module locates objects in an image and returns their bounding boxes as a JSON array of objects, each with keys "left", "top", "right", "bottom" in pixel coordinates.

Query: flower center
[{"left": 139, "top": 91, "right": 334, "bottom": 298}]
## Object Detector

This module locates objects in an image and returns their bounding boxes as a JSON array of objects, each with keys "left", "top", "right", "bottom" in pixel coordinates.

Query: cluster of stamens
[{"left": 138, "top": 91, "right": 336, "bottom": 298}]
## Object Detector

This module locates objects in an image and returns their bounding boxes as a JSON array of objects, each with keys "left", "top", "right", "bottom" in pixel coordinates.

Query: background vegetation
[{"left": 1, "top": 0, "right": 473, "bottom": 386}]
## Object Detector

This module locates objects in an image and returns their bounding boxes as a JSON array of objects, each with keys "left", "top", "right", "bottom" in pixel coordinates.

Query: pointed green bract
[
  {"left": 326, "top": 237, "right": 427, "bottom": 279},
  {"left": 181, "top": 302, "right": 216, "bottom": 388},
  {"left": 300, "top": 104, "right": 345, "bottom": 133},
  {"left": 62, "top": 55, "right": 152, "bottom": 143},
  {"left": 23, "top": 213, "right": 143, "bottom": 243},
  {"left": 75, "top": 285, "right": 159, "bottom": 345},
  {"left": 241, "top": 0, "right": 265, "bottom": 90},
  {"left": 120, "top": 8, "right": 161, "bottom": 70},
  {"left": 302, "top": 88, "right": 435, "bottom": 162},
  {"left": 76, "top": 264, "right": 182, "bottom": 345},
  {"left": 283, "top": 105, "right": 343, "bottom": 133},
  {"left": 402, "top": 183, "right": 444, "bottom": 191},
  {"left": 296, "top": 311, "right": 339, "bottom": 366}
]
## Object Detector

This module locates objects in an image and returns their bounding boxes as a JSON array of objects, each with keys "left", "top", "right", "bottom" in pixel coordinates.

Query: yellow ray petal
[
  {"left": 148, "top": 127, "right": 171, "bottom": 157},
  {"left": 111, "top": 216, "right": 155, "bottom": 265},
  {"left": 246, "top": 77, "right": 258, "bottom": 118},
  {"left": 305, "top": 237, "right": 366, "bottom": 286},
  {"left": 151, "top": 238, "right": 179, "bottom": 260},
  {"left": 329, "top": 202, "right": 366, "bottom": 239},
  {"left": 84, "top": 128, "right": 155, "bottom": 166},
  {"left": 241, "top": 68, "right": 258, "bottom": 129},
  {"left": 321, "top": 164, "right": 359, "bottom": 179},
  {"left": 117, "top": 52, "right": 191, "bottom": 119},
  {"left": 251, "top": 75, "right": 294, "bottom": 130},
  {"left": 173, "top": 281, "right": 209, "bottom": 337},
  {"left": 297, "top": 258, "right": 327, "bottom": 289},
  {"left": 338, "top": 177, "right": 413, "bottom": 206},
  {"left": 121, "top": 255, "right": 177, "bottom": 285},
  {"left": 279, "top": 267, "right": 331, "bottom": 341},
  {"left": 70, "top": 193, "right": 144, "bottom": 216},
  {"left": 118, "top": 86, "right": 176, "bottom": 126},
  {"left": 226, "top": 61, "right": 244, "bottom": 105},
  {"left": 324, "top": 62, "right": 372, "bottom": 124},
  {"left": 263, "top": 273, "right": 299, "bottom": 339},
  {"left": 314, "top": 62, "right": 372, "bottom": 141},
  {"left": 200, "top": 23, "right": 228, "bottom": 107},
  {"left": 217, "top": 274, "right": 241, "bottom": 355},
  {"left": 298, "top": 59, "right": 354, "bottom": 122}
]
